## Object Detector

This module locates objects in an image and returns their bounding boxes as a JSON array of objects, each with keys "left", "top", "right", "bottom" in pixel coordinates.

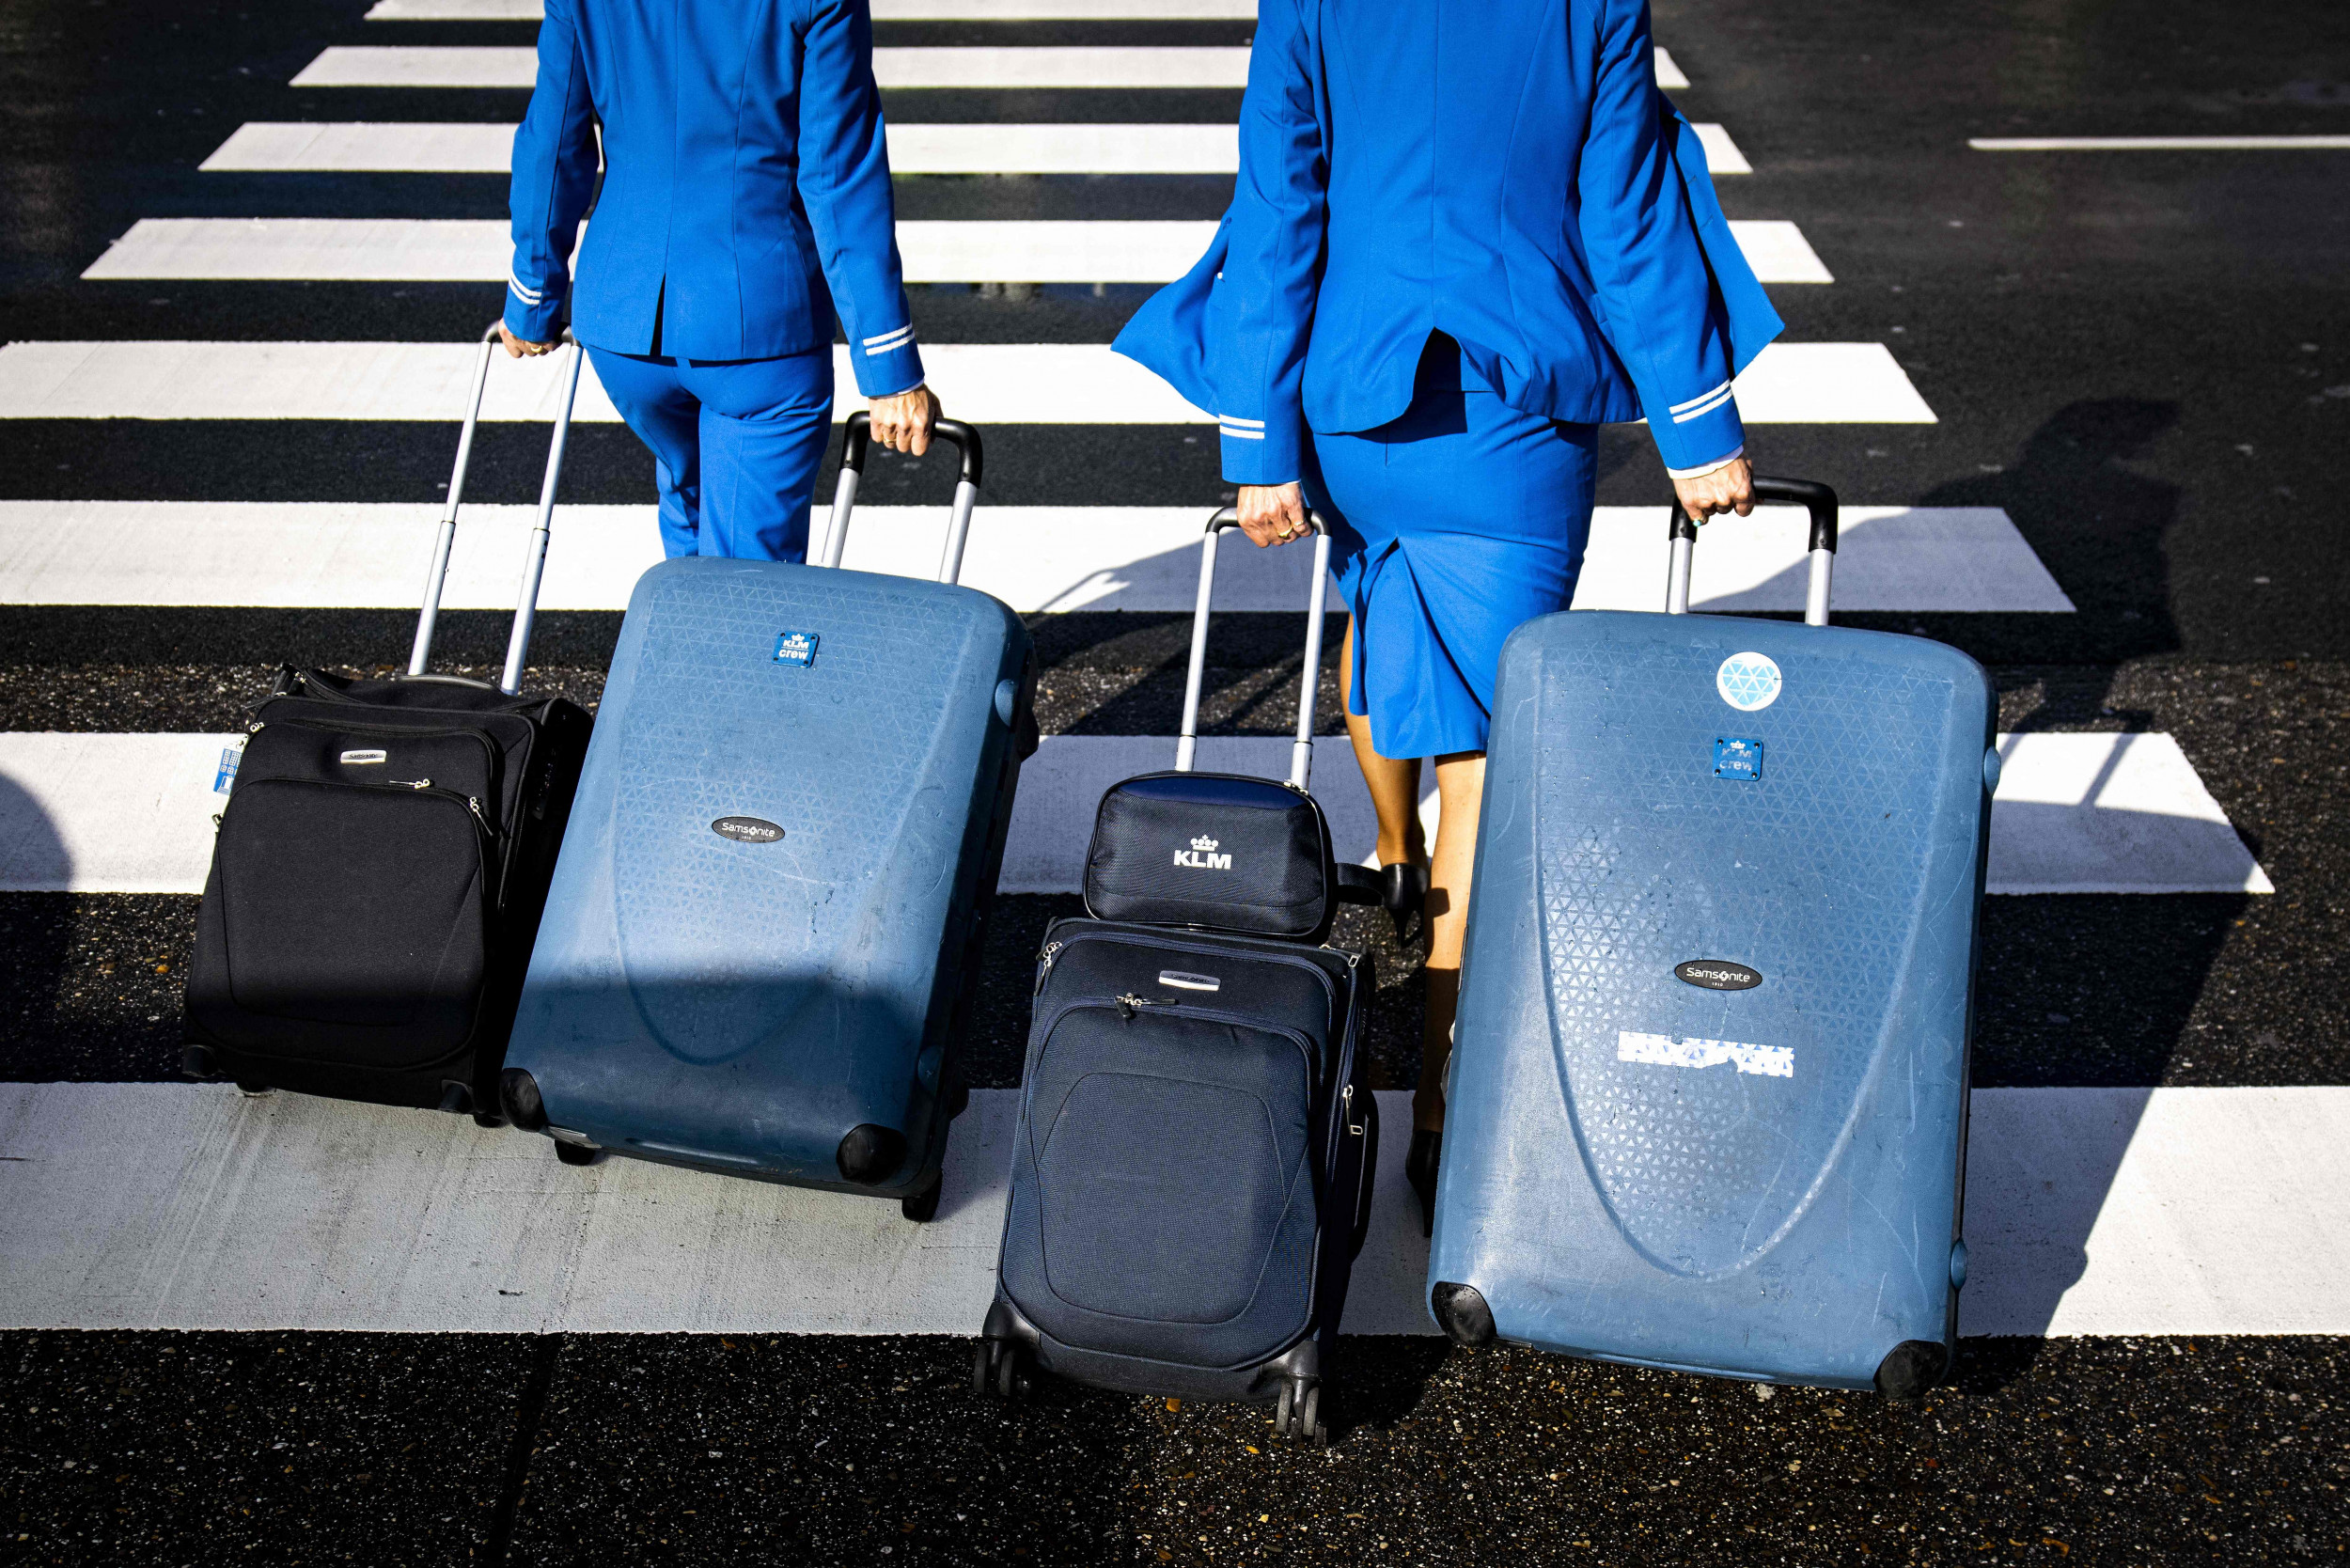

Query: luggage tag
[{"left": 213, "top": 739, "right": 245, "bottom": 794}]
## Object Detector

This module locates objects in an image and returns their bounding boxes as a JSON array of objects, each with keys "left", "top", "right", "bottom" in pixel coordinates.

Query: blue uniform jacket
[
  {"left": 504, "top": 0, "right": 921, "bottom": 396},
  {"left": 1113, "top": 0, "right": 1781, "bottom": 481}
]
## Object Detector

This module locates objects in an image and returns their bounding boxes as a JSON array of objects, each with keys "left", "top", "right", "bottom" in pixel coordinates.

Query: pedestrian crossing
[
  {"left": 79, "top": 215, "right": 1833, "bottom": 285},
  {"left": 197, "top": 119, "right": 1755, "bottom": 177},
  {"left": 0, "top": 730, "right": 2274, "bottom": 898},
  {"left": 287, "top": 43, "right": 1690, "bottom": 92},
  {"left": 3, "top": 1083, "right": 2342, "bottom": 1336},
  {"left": 2, "top": 0, "right": 2316, "bottom": 1414},
  {"left": 0, "top": 339, "right": 1934, "bottom": 424},
  {"left": 0, "top": 502, "right": 2074, "bottom": 613}
]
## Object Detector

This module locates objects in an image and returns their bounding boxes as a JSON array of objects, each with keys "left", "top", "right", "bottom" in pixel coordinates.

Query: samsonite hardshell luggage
[
  {"left": 1426, "top": 479, "right": 1996, "bottom": 1399},
  {"left": 497, "top": 415, "right": 1037, "bottom": 1219},
  {"left": 977, "top": 510, "right": 1379, "bottom": 1443},
  {"left": 182, "top": 324, "right": 594, "bottom": 1121}
]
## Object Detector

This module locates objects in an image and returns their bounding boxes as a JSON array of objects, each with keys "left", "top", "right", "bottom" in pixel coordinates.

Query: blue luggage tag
[
  {"left": 773, "top": 630, "right": 819, "bottom": 667},
  {"left": 213, "top": 743, "right": 243, "bottom": 794},
  {"left": 1713, "top": 737, "right": 1763, "bottom": 781}
]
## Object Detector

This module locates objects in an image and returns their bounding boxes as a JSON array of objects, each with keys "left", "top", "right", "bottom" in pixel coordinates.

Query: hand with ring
[{"left": 1236, "top": 481, "right": 1309, "bottom": 548}]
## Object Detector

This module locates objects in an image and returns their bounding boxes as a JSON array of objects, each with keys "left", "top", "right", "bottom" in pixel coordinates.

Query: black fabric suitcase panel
[
  {"left": 1030, "top": 1006, "right": 1315, "bottom": 1332},
  {"left": 206, "top": 778, "right": 488, "bottom": 1060},
  {"left": 1085, "top": 773, "right": 1335, "bottom": 940},
  {"left": 1001, "top": 919, "right": 1362, "bottom": 1374}
]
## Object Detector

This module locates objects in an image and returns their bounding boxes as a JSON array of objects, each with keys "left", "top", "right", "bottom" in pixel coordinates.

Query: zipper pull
[
  {"left": 1115, "top": 992, "right": 1150, "bottom": 1019},
  {"left": 1342, "top": 1082, "right": 1364, "bottom": 1137},
  {"left": 390, "top": 778, "right": 431, "bottom": 790},
  {"left": 465, "top": 795, "right": 487, "bottom": 825},
  {"left": 1033, "top": 940, "right": 1062, "bottom": 996}
]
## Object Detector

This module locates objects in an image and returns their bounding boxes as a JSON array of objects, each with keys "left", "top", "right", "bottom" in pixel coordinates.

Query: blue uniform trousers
[
  {"left": 1305, "top": 337, "right": 1595, "bottom": 760},
  {"left": 588, "top": 346, "right": 835, "bottom": 561}
]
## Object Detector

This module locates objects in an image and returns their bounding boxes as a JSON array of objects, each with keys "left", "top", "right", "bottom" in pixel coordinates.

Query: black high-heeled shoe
[
  {"left": 1381, "top": 860, "right": 1431, "bottom": 944},
  {"left": 1405, "top": 1127, "right": 1442, "bottom": 1237}
]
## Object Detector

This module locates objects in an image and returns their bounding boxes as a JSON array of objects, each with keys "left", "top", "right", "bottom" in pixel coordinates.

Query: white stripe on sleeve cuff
[{"left": 861, "top": 325, "right": 916, "bottom": 354}]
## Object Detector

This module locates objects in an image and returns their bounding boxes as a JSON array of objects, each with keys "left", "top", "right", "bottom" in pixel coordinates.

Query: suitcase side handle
[
  {"left": 408, "top": 321, "right": 587, "bottom": 695},
  {"left": 1667, "top": 476, "right": 1840, "bottom": 627},
  {"left": 818, "top": 411, "right": 986, "bottom": 585},
  {"left": 1176, "top": 510, "right": 1334, "bottom": 790}
]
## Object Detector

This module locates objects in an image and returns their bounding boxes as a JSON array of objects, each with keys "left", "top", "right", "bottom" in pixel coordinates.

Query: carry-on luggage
[
  {"left": 977, "top": 510, "right": 1381, "bottom": 1443},
  {"left": 497, "top": 414, "right": 1037, "bottom": 1219},
  {"left": 1425, "top": 478, "right": 1995, "bottom": 1398},
  {"left": 182, "top": 324, "right": 595, "bottom": 1121}
]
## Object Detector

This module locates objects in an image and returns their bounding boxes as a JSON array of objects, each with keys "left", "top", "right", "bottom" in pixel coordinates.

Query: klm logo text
[{"left": 1173, "top": 835, "right": 1231, "bottom": 871}]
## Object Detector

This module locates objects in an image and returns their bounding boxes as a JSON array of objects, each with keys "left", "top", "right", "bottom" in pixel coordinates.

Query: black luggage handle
[
  {"left": 409, "top": 321, "right": 587, "bottom": 695},
  {"left": 819, "top": 410, "right": 985, "bottom": 586},
  {"left": 1178, "top": 510, "right": 1334, "bottom": 791},
  {"left": 1667, "top": 476, "right": 1840, "bottom": 627}
]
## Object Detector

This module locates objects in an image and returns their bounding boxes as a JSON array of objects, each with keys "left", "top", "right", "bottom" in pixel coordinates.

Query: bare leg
[
  {"left": 1414, "top": 749, "right": 1485, "bottom": 1133},
  {"left": 1339, "top": 617, "right": 1427, "bottom": 867}
]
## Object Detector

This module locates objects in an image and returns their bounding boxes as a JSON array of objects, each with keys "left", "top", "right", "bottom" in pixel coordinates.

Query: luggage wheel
[
  {"left": 553, "top": 1140, "right": 600, "bottom": 1168},
  {"left": 1277, "top": 1379, "right": 1326, "bottom": 1447},
  {"left": 234, "top": 1081, "right": 273, "bottom": 1097},
  {"left": 973, "top": 1338, "right": 1029, "bottom": 1402},
  {"left": 901, "top": 1175, "right": 943, "bottom": 1224}
]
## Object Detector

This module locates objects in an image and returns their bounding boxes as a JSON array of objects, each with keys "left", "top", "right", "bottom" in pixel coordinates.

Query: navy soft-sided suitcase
[
  {"left": 977, "top": 510, "right": 1379, "bottom": 1444},
  {"left": 497, "top": 416, "right": 1037, "bottom": 1219},
  {"left": 1427, "top": 479, "right": 1997, "bottom": 1399}
]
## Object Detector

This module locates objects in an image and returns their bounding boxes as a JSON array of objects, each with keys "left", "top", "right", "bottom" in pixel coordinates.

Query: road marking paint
[
  {"left": 81, "top": 215, "right": 1834, "bottom": 285},
  {"left": 0, "top": 502, "right": 2070, "bottom": 615},
  {"left": 1970, "top": 135, "right": 2350, "bottom": 151},
  {"left": 1, "top": 339, "right": 1934, "bottom": 425},
  {"left": 202, "top": 119, "right": 1758, "bottom": 180},
  {"left": 368, "top": 0, "right": 1264, "bottom": 18},
  {"left": 294, "top": 41, "right": 1692, "bottom": 90},
  {"left": 0, "top": 730, "right": 2263, "bottom": 896},
  {"left": 290, "top": 44, "right": 1255, "bottom": 89},
  {"left": 0, "top": 1084, "right": 2335, "bottom": 1337}
]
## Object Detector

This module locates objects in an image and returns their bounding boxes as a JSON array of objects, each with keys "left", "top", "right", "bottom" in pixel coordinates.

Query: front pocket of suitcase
[
  {"left": 1025, "top": 1002, "right": 1319, "bottom": 1356},
  {"left": 197, "top": 777, "right": 491, "bottom": 1067}
]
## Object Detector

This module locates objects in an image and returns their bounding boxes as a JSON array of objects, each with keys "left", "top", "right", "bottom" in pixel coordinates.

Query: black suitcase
[
  {"left": 977, "top": 509, "right": 1380, "bottom": 1444},
  {"left": 181, "top": 325, "right": 594, "bottom": 1122}
]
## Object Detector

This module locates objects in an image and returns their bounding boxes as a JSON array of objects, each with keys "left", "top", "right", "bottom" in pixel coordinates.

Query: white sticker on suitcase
[
  {"left": 1618, "top": 1030, "right": 1794, "bottom": 1078},
  {"left": 1716, "top": 651, "right": 1783, "bottom": 711}
]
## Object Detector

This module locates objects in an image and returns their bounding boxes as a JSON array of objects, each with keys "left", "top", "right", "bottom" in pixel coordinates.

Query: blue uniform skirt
[{"left": 1303, "top": 341, "right": 1596, "bottom": 760}]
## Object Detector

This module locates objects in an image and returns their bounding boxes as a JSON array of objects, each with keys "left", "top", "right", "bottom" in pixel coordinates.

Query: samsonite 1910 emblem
[
  {"left": 1675, "top": 959, "right": 1762, "bottom": 990},
  {"left": 712, "top": 816, "right": 784, "bottom": 843},
  {"left": 1716, "top": 651, "right": 1782, "bottom": 711}
]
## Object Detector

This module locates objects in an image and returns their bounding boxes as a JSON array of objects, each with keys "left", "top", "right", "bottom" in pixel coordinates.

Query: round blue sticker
[{"left": 1716, "top": 651, "right": 1782, "bottom": 712}]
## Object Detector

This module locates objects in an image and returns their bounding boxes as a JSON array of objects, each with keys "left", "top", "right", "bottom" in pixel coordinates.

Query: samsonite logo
[{"left": 1173, "top": 835, "right": 1231, "bottom": 870}]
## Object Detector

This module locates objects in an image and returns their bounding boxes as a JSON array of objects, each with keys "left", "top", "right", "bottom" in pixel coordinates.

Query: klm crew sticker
[
  {"left": 1713, "top": 737, "right": 1763, "bottom": 781},
  {"left": 774, "top": 631, "right": 820, "bottom": 667},
  {"left": 1716, "top": 651, "right": 1782, "bottom": 712}
]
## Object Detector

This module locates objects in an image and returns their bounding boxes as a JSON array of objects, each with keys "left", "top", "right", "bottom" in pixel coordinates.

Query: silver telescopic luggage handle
[
  {"left": 818, "top": 411, "right": 986, "bottom": 584},
  {"left": 1665, "top": 476, "right": 1840, "bottom": 627},
  {"left": 407, "top": 321, "right": 587, "bottom": 695},
  {"left": 1178, "top": 509, "right": 1334, "bottom": 791}
]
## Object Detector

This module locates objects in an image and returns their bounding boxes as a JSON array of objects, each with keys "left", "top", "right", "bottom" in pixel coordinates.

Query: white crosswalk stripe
[
  {"left": 0, "top": 731, "right": 2273, "bottom": 898},
  {"left": 288, "top": 42, "right": 1693, "bottom": 91},
  {"left": 0, "top": 502, "right": 2074, "bottom": 615},
  {"left": 0, "top": 339, "right": 1939, "bottom": 424},
  {"left": 79, "top": 215, "right": 1840, "bottom": 285},
  {"left": 2, "top": 1082, "right": 2338, "bottom": 1335},
  {"left": 200, "top": 120, "right": 1758, "bottom": 178},
  {"left": 368, "top": 0, "right": 1263, "bottom": 18}
]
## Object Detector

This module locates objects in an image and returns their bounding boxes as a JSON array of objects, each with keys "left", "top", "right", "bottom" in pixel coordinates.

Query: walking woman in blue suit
[
  {"left": 499, "top": 0, "right": 936, "bottom": 560},
  {"left": 1116, "top": 0, "right": 1784, "bottom": 1231}
]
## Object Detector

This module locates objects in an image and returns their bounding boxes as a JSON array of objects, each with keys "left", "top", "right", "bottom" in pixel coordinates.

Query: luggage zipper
[
  {"left": 1042, "top": 928, "right": 1342, "bottom": 1021},
  {"left": 1033, "top": 940, "right": 1063, "bottom": 996},
  {"left": 1341, "top": 1082, "right": 1363, "bottom": 1137}
]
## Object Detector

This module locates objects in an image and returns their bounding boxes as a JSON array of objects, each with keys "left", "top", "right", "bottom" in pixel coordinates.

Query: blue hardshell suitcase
[
  {"left": 497, "top": 417, "right": 1037, "bottom": 1217},
  {"left": 1426, "top": 480, "right": 1997, "bottom": 1397}
]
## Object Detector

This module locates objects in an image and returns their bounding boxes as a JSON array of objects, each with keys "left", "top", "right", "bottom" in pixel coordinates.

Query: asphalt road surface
[{"left": 2, "top": 0, "right": 2346, "bottom": 1561}]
